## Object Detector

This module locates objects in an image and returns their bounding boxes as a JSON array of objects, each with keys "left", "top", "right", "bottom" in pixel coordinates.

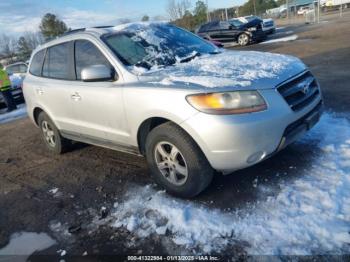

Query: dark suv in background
[{"left": 197, "top": 19, "right": 266, "bottom": 46}]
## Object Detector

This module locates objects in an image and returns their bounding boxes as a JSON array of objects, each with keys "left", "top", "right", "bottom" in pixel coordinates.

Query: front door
[{"left": 68, "top": 39, "right": 129, "bottom": 145}]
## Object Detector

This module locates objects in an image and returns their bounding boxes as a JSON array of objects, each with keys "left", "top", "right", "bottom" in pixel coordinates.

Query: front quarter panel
[{"left": 123, "top": 84, "right": 200, "bottom": 146}]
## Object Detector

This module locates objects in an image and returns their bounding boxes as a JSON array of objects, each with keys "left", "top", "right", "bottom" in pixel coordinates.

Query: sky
[{"left": 0, "top": 0, "right": 246, "bottom": 35}]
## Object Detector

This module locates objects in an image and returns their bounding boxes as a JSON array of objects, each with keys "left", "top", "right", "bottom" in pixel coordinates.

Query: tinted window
[
  {"left": 219, "top": 21, "right": 231, "bottom": 30},
  {"left": 29, "top": 50, "right": 45, "bottom": 76},
  {"left": 198, "top": 21, "right": 220, "bottom": 32},
  {"left": 75, "top": 40, "right": 112, "bottom": 80},
  {"left": 19, "top": 64, "right": 27, "bottom": 73},
  {"left": 6, "top": 65, "right": 19, "bottom": 74},
  {"left": 43, "top": 42, "right": 70, "bottom": 79},
  {"left": 229, "top": 19, "right": 243, "bottom": 27}
]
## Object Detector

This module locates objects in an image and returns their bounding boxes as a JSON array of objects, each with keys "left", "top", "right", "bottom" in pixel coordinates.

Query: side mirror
[{"left": 81, "top": 65, "right": 116, "bottom": 82}]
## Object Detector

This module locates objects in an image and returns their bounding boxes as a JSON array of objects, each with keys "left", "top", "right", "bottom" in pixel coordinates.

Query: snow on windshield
[
  {"left": 134, "top": 50, "right": 299, "bottom": 88},
  {"left": 106, "top": 22, "right": 216, "bottom": 69}
]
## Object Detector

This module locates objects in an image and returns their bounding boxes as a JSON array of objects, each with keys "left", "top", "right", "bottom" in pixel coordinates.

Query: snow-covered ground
[
  {"left": 0, "top": 104, "right": 27, "bottom": 124},
  {"left": 104, "top": 113, "right": 350, "bottom": 255},
  {"left": 260, "top": 34, "right": 298, "bottom": 44}
]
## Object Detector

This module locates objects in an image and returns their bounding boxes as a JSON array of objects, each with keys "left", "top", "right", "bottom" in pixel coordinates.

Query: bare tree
[
  {"left": 167, "top": 0, "right": 191, "bottom": 21},
  {"left": 0, "top": 34, "right": 17, "bottom": 61}
]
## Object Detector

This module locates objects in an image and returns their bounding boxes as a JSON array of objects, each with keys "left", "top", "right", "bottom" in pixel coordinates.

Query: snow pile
[
  {"left": 261, "top": 34, "right": 298, "bottom": 44},
  {"left": 139, "top": 51, "right": 304, "bottom": 88},
  {"left": 0, "top": 104, "right": 27, "bottom": 124},
  {"left": 110, "top": 113, "right": 350, "bottom": 255}
]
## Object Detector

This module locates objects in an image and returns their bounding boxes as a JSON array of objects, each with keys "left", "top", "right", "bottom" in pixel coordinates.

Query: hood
[
  {"left": 134, "top": 50, "right": 307, "bottom": 90},
  {"left": 241, "top": 18, "right": 262, "bottom": 29}
]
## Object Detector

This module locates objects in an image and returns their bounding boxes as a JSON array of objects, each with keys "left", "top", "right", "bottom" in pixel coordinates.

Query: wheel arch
[
  {"left": 137, "top": 116, "right": 206, "bottom": 158},
  {"left": 137, "top": 117, "right": 170, "bottom": 155},
  {"left": 33, "top": 107, "right": 44, "bottom": 126}
]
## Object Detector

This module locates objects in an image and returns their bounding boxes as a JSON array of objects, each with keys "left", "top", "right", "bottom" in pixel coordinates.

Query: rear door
[
  {"left": 39, "top": 41, "right": 77, "bottom": 131},
  {"left": 209, "top": 21, "right": 237, "bottom": 42},
  {"left": 67, "top": 39, "right": 129, "bottom": 145},
  {"left": 217, "top": 21, "right": 239, "bottom": 42}
]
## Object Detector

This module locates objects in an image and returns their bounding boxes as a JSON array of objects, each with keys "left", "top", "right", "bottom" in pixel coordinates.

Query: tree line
[{"left": 0, "top": 13, "right": 69, "bottom": 65}]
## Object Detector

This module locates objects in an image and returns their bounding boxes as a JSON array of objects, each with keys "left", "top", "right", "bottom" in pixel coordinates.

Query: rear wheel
[
  {"left": 238, "top": 33, "right": 250, "bottom": 46},
  {"left": 38, "top": 112, "right": 71, "bottom": 154},
  {"left": 145, "top": 122, "right": 214, "bottom": 198}
]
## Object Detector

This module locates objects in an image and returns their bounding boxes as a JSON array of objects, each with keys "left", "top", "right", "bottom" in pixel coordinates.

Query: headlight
[
  {"left": 248, "top": 27, "right": 257, "bottom": 31},
  {"left": 186, "top": 91, "right": 267, "bottom": 115}
]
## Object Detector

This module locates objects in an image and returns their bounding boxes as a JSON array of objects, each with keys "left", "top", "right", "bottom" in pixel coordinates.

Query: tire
[
  {"left": 238, "top": 33, "right": 250, "bottom": 46},
  {"left": 145, "top": 122, "right": 214, "bottom": 198},
  {"left": 37, "top": 111, "right": 71, "bottom": 154}
]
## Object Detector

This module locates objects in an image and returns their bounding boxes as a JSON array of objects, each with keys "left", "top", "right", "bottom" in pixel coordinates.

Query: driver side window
[{"left": 74, "top": 40, "right": 112, "bottom": 80}]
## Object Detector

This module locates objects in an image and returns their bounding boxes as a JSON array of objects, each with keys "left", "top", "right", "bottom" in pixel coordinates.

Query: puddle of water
[{"left": 0, "top": 232, "right": 56, "bottom": 261}]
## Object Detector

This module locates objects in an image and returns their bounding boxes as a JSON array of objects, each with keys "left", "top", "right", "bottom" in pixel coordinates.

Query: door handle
[
  {"left": 71, "top": 92, "right": 81, "bottom": 101},
  {"left": 36, "top": 88, "right": 43, "bottom": 95}
]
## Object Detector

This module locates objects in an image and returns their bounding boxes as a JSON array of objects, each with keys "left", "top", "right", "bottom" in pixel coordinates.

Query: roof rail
[
  {"left": 60, "top": 26, "right": 113, "bottom": 37},
  {"left": 62, "top": 28, "right": 86, "bottom": 36},
  {"left": 92, "top": 25, "right": 114, "bottom": 29}
]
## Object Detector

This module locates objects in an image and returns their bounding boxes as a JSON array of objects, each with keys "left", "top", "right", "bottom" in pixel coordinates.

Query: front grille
[
  {"left": 277, "top": 71, "right": 320, "bottom": 111},
  {"left": 284, "top": 101, "right": 322, "bottom": 137}
]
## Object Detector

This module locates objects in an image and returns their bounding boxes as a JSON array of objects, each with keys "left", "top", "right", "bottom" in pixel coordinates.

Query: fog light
[{"left": 247, "top": 151, "right": 266, "bottom": 164}]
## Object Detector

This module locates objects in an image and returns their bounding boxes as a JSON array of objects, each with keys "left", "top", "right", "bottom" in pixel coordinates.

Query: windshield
[
  {"left": 229, "top": 19, "right": 244, "bottom": 27},
  {"left": 245, "top": 16, "right": 259, "bottom": 22},
  {"left": 102, "top": 23, "right": 217, "bottom": 69}
]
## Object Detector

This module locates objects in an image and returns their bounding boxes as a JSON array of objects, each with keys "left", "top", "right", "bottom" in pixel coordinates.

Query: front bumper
[
  {"left": 180, "top": 89, "right": 322, "bottom": 172},
  {"left": 250, "top": 30, "right": 267, "bottom": 42}
]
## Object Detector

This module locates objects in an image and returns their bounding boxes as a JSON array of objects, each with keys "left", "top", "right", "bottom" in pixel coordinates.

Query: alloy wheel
[
  {"left": 238, "top": 34, "right": 249, "bottom": 46},
  {"left": 154, "top": 141, "right": 188, "bottom": 186},
  {"left": 41, "top": 120, "right": 56, "bottom": 147}
]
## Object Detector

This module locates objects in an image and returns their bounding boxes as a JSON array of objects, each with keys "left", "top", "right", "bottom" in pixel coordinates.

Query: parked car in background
[
  {"left": 297, "top": 6, "right": 311, "bottom": 15},
  {"left": 0, "top": 62, "right": 27, "bottom": 106},
  {"left": 198, "top": 19, "right": 265, "bottom": 46},
  {"left": 24, "top": 22, "right": 322, "bottom": 197},
  {"left": 238, "top": 16, "right": 276, "bottom": 35}
]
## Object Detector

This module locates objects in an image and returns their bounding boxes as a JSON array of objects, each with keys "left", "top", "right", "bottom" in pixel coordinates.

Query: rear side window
[
  {"left": 75, "top": 40, "right": 112, "bottom": 80},
  {"left": 29, "top": 50, "right": 45, "bottom": 76},
  {"left": 43, "top": 42, "right": 71, "bottom": 79},
  {"left": 219, "top": 21, "right": 230, "bottom": 29}
]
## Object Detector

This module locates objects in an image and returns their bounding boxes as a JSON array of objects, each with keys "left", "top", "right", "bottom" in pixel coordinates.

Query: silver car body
[{"left": 23, "top": 23, "right": 322, "bottom": 173}]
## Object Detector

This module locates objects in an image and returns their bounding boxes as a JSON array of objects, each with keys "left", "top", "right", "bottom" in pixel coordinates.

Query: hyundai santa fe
[{"left": 23, "top": 22, "right": 323, "bottom": 198}]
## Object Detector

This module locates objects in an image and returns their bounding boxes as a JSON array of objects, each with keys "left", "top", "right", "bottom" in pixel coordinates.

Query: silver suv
[{"left": 24, "top": 23, "right": 322, "bottom": 197}]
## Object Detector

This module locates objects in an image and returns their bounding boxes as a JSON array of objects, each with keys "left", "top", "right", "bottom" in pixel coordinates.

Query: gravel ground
[{"left": 0, "top": 13, "right": 349, "bottom": 260}]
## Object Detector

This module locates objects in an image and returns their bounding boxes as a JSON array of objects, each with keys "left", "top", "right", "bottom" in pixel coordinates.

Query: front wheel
[
  {"left": 238, "top": 33, "right": 250, "bottom": 46},
  {"left": 145, "top": 122, "right": 214, "bottom": 198}
]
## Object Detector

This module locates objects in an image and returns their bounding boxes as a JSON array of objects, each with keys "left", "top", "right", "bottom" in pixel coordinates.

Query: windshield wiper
[{"left": 179, "top": 51, "right": 201, "bottom": 63}]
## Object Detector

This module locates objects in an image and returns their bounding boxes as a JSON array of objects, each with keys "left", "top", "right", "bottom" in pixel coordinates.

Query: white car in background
[
  {"left": 2, "top": 62, "right": 28, "bottom": 103},
  {"left": 297, "top": 6, "right": 311, "bottom": 15},
  {"left": 238, "top": 16, "right": 276, "bottom": 35}
]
